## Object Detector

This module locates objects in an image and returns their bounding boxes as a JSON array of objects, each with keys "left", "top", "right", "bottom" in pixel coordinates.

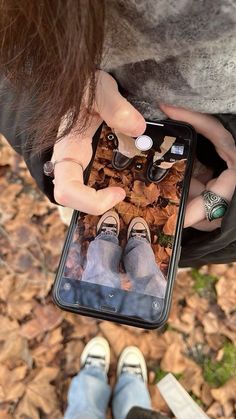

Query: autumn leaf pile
[{"left": 0, "top": 135, "right": 236, "bottom": 419}]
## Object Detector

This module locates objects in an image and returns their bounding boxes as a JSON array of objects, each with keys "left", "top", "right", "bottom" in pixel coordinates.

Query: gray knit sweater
[{"left": 102, "top": 0, "right": 236, "bottom": 119}]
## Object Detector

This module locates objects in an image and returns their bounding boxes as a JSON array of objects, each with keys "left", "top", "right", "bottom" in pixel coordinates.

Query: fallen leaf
[
  {"left": 149, "top": 384, "right": 171, "bottom": 415},
  {"left": 201, "top": 382, "right": 214, "bottom": 407},
  {"left": 15, "top": 367, "right": 59, "bottom": 419},
  {"left": 64, "top": 340, "right": 84, "bottom": 375},
  {"left": 20, "top": 304, "right": 63, "bottom": 340},
  {"left": 202, "top": 312, "right": 220, "bottom": 334},
  {"left": 206, "top": 401, "right": 224, "bottom": 418},
  {"left": 179, "top": 365, "right": 204, "bottom": 397},
  {"left": 0, "top": 332, "right": 32, "bottom": 366},
  {"left": 163, "top": 214, "right": 177, "bottom": 235},
  {"left": 0, "top": 315, "right": 19, "bottom": 340},
  {"left": 216, "top": 277, "right": 236, "bottom": 315},
  {"left": 0, "top": 365, "right": 27, "bottom": 402},
  {"left": 99, "top": 322, "right": 140, "bottom": 357},
  {"left": 160, "top": 342, "right": 187, "bottom": 374},
  {"left": 211, "top": 377, "right": 236, "bottom": 406},
  {"left": 32, "top": 328, "right": 63, "bottom": 367}
]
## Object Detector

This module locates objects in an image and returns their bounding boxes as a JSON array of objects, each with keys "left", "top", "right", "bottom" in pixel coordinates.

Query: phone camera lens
[
  {"left": 152, "top": 300, "right": 161, "bottom": 311},
  {"left": 63, "top": 282, "right": 71, "bottom": 291}
]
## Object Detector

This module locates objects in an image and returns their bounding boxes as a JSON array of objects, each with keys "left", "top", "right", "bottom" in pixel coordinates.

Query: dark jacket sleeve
[{"left": 0, "top": 75, "right": 56, "bottom": 203}]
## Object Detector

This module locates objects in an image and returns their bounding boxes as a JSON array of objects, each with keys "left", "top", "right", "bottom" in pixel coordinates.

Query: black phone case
[{"left": 52, "top": 120, "right": 196, "bottom": 329}]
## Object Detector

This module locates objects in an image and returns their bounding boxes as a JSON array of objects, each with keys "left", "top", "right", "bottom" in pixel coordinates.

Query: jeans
[
  {"left": 81, "top": 233, "right": 166, "bottom": 297},
  {"left": 64, "top": 366, "right": 151, "bottom": 419}
]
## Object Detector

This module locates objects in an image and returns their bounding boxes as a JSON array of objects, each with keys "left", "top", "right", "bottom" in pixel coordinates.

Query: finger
[
  {"left": 54, "top": 175, "right": 126, "bottom": 215},
  {"left": 95, "top": 71, "right": 146, "bottom": 137},
  {"left": 160, "top": 104, "right": 236, "bottom": 168},
  {"left": 184, "top": 196, "right": 205, "bottom": 227},
  {"left": 191, "top": 218, "right": 222, "bottom": 232}
]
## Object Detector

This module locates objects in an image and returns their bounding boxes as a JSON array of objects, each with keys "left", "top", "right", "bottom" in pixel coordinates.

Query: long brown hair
[{"left": 0, "top": 0, "right": 105, "bottom": 152}]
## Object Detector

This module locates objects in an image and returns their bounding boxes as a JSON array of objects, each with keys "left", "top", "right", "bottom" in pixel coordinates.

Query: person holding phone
[{"left": 0, "top": 0, "right": 236, "bottom": 267}]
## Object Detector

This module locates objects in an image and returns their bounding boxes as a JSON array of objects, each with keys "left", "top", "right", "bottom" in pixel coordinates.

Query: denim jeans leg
[
  {"left": 64, "top": 367, "right": 111, "bottom": 419},
  {"left": 123, "top": 237, "right": 167, "bottom": 297},
  {"left": 81, "top": 234, "right": 122, "bottom": 288},
  {"left": 112, "top": 373, "right": 152, "bottom": 419}
]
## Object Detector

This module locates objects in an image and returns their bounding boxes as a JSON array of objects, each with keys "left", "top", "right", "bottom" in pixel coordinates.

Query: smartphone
[{"left": 53, "top": 120, "right": 196, "bottom": 329}]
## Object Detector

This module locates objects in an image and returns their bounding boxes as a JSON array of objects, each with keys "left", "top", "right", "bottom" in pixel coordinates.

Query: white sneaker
[
  {"left": 127, "top": 217, "right": 151, "bottom": 243},
  {"left": 80, "top": 337, "right": 110, "bottom": 374},
  {"left": 117, "top": 346, "right": 148, "bottom": 383},
  {"left": 97, "top": 210, "right": 120, "bottom": 236}
]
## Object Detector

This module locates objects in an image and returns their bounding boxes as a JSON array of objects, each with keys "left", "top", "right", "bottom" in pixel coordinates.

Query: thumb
[{"left": 95, "top": 71, "right": 146, "bottom": 137}]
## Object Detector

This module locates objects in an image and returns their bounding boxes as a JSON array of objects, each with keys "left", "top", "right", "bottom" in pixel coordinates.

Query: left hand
[{"left": 160, "top": 104, "right": 236, "bottom": 231}]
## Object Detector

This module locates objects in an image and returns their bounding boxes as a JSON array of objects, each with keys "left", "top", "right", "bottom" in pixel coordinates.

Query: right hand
[{"left": 52, "top": 70, "right": 146, "bottom": 215}]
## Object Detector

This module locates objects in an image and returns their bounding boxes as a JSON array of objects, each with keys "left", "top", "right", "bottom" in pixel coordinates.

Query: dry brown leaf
[
  {"left": 0, "top": 411, "right": 14, "bottom": 419},
  {"left": 153, "top": 244, "right": 169, "bottom": 265},
  {"left": 8, "top": 249, "right": 39, "bottom": 274},
  {"left": 220, "top": 324, "right": 236, "bottom": 346},
  {"left": 179, "top": 365, "right": 204, "bottom": 397},
  {"left": 202, "top": 312, "right": 220, "bottom": 334},
  {"left": 34, "top": 304, "right": 63, "bottom": 332},
  {"left": 0, "top": 333, "right": 32, "bottom": 366},
  {"left": 0, "top": 315, "right": 19, "bottom": 340},
  {"left": 116, "top": 201, "right": 140, "bottom": 224},
  {"left": 168, "top": 306, "right": 195, "bottom": 334},
  {"left": 149, "top": 384, "right": 171, "bottom": 415},
  {"left": 0, "top": 274, "right": 14, "bottom": 301},
  {"left": 0, "top": 365, "right": 27, "bottom": 402},
  {"left": 186, "top": 294, "right": 209, "bottom": 318},
  {"left": 32, "top": 328, "right": 63, "bottom": 367},
  {"left": 208, "top": 264, "right": 229, "bottom": 277},
  {"left": 206, "top": 401, "right": 224, "bottom": 418},
  {"left": 20, "top": 304, "right": 63, "bottom": 340},
  {"left": 163, "top": 214, "right": 176, "bottom": 235},
  {"left": 130, "top": 181, "right": 160, "bottom": 207},
  {"left": 71, "top": 320, "right": 99, "bottom": 339},
  {"left": 15, "top": 367, "right": 59, "bottom": 419},
  {"left": 64, "top": 340, "right": 84, "bottom": 375},
  {"left": 201, "top": 382, "right": 214, "bottom": 407},
  {"left": 139, "top": 333, "right": 167, "bottom": 361},
  {"left": 216, "top": 276, "right": 236, "bottom": 315},
  {"left": 211, "top": 377, "right": 236, "bottom": 405},
  {"left": 99, "top": 322, "right": 140, "bottom": 357},
  {"left": 160, "top": 342, "right": 187, "bottom": 374},
  {"left": 159, "top": 181, "right": 179, "bottom": 201},
  {"left": 7, "top": 295, "right": 34, "bottom": 321}
]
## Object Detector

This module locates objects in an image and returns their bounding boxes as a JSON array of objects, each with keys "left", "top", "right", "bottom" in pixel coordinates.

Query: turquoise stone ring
[{"left": 201, "top": 190, "right": 229, "bottom": 222}]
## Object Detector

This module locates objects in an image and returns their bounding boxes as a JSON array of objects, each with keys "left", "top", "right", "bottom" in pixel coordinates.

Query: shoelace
[
  {"left": 121, "top": 363, "right": 144, "bottom": 380},
  {"left": 84, "top": 354, "right": 106, "bottom": 370},
  {"left": 130, "top": 228, "right": 148, "bottom": 240},
  {"left": 100, "top": 222, "right": 117, "bottom": 235}
]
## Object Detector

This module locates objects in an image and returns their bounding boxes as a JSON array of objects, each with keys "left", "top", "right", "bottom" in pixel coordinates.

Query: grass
[
  {"left": 191, "top": 269, "right": 218, "bottom": 301},
  {"left": 203, "top": 343, "right": 236, "bottom": 387}
]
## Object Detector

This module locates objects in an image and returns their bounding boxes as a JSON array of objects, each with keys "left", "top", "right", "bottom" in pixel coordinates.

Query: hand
[
  {"left": 52, "top": 70, "right": 146, "bottom": 215},
  {"left": 161, "top": 104, "right": 236, "bottom": 231}
]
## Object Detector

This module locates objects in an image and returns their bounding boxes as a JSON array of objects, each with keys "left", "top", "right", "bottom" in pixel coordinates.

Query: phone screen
[{"left": 54, "top": 121, "right": 194, "bottom": 327}]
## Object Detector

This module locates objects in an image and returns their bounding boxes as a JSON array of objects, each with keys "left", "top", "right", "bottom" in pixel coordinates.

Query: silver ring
[{"left": 201, "top": 190, "right": 229, "bottom": 222}]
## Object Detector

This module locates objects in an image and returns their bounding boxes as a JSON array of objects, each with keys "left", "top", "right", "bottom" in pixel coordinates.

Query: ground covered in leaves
[{"left": 0, "top": 135, "right": 236, "bottom": 419}]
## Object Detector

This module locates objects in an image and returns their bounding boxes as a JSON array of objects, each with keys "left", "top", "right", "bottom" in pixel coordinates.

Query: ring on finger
[{"left": 201, "top": 190, "right": 229, "bottom": 222}]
